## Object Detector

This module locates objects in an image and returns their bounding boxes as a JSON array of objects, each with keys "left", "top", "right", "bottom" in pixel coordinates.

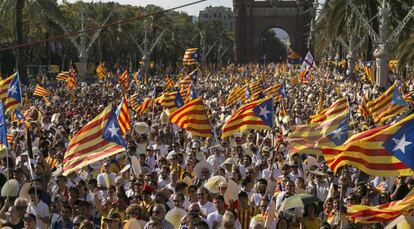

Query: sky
[{"left": 61, "top": 0, "right": 233, "bottom": 16}]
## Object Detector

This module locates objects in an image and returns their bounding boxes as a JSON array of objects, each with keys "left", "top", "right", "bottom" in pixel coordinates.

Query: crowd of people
[{"left": 0, "top": 62, "right": 412, "bottom": 229}]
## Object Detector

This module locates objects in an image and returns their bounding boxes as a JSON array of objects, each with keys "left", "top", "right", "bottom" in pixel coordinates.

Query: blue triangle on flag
[
  {"left": 174, "top": 91, "right": 184, "bottom": 108},
  {"left": 252, "top": 98, "right": 273, "bottom": 128},
  {"left": 102, "top": 108, "right": 126, "bottom": 147},
  {"left": 392, "top": 88, "right": 407, "bottom": 107},
  {"left": 326, "top": 114, "right": 349, "bottom": 146},
  {"left": 382, "top": 118, "right": 414, "bottom": 170}
]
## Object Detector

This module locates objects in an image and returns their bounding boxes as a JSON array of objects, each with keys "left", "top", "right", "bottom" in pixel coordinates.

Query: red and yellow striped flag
[
  {"left": 310, "top": 98, "right": 348, "bottom": 124},
  {"left": 358, "top": 94, "right": 370, "bottom": 117},
  {"left": 56, "top": 72, "right": 69, "bottom": 81},
  {"left": 286, "top": 103, "right": 349, "bottom": 155},
  {"left": 348, "top": 189, "right": 414, "bottom": 224},
  {"left": 119, "top": 70, "right": 128, "bottom": 89},
  {"left": 116, "top": 96, "right": 130, "bottom": 135},
  {"left": 169, "top": 98, "right": 213, "bottom": 138},
  {"left": 222, "top": 97, "right": 273, "bottom": 139},
  {"left": 0, "top": 73, "right": 15, "bottom": 100},
  {"left": 367, "top": 84, "right": 408, "bottom": 124},
  {"left": 6, "top": 134, "right": 13, "bottom": 144},
  {"left": 67, "top": 68, "right": 77, "bottom": 90},
  {"left": 249, "top": 80, "right": 263, "bottom": 95},
  {"left": 321, "top": 113, "right": 414, "bottom": 177},
  {"left": 263, "top": 83, "right": 284, "bottom": 101},
  {"left": 33, "top": 85, "right": 49, "bottom": 97},
  {"left": 177, "top": 74, "right": 192, "bottom": 99},
  {"left": 226, "top": 86, "right": 242, "bottom": 107},
  {"left": 62, "top": 105, "right": 125, "bottom": 176},
  {"left": 164, "top": 76, "right": 174, "bottom": 90},
  {"left": 155, "top": 91, "right": 182, "bottom": 113},
  {"left": 135, "top": 98, "right": 154, "bottom": 116}
]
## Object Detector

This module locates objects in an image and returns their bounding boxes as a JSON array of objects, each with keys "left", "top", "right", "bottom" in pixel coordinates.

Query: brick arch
[{"left": 234, "top": 0, "right": 313, "bottom": 64}]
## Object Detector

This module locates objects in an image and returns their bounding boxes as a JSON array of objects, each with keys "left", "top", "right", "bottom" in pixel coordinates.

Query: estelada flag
[
  {"left": 63, "top": 105, "right": 126, "bottom": 175},
  {"left": 169, "top": 98, "right": 212, "bottom": 138},
  {"left": 222, "top": 97, "right": 273, "bottom": 139},
  {"left": 322, "top": 112, "right": 414, "bottom": 177}
]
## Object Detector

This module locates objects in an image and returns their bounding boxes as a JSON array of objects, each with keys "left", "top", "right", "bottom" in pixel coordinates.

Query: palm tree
[{"left": 15, "top": 0, "right": 27, "bottom": 84}]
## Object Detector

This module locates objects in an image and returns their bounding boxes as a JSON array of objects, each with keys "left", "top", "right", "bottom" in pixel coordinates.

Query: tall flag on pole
[
  {"left": 115, "top": 96, "right": 131, "bottom": 135},
  {"left": 67, "top": 67, "right": 77, "bottom": 90},
  {"left": 119, "top": 70, "right": 128, "bottom": 90},
  {"left": 310, "top": 98, "right": 349, "bottom": 124},
  {"left": 155, "top": 90, "right": 184, "bottom": 113},
  {"left": 367, "top": 84, "right": 408, "bottom": 124},
  {"left": 301, "top": 51, "right": 314, "bottom": 70},
  {"left": 130, "top": 94, "right": 142, "bottom": 111},
  {"left": 33, "top": 85, "right": 49, "bottom": 97},
  {"left": 5, "top": 72, "right": 22, "bottom": 112},
  {"left": 169, "top": 98, "right": 213, "bottom": 138},
  {"left": 286, "top": 101, "right": 350, "bottom": 155},
  {"left": 347, "top": 189, "right": 414, "bottom": 224},
  {"left": 13, "top": 109, "right": 30, "bottom": 128},
  {"left": 222, "top": 97, "right": 273, "bottom": 138},
  {"left": 358, "top": 94, "right": 370, "bottom": 117},
  {"left": 56, "top": 72, "right": 69, "bottom": 81},
  {"left": 183, "top": 48, "right": 199, "bottom": 65},
  {"left": 0, "top": 102, "right": 8, "bottom": 151},
  {"left": 62, "top": 105, "right": 126, "bottom": 176},
  {"left": 287, "top": 47, "right": 302, "bottom": 65},
  {"left": 0, "top": 73, "right": 15, "bottom": 100},
  {"left": 135, "top": 98, "right": 154, "bottom": 116},
  {"left": 403, "top": 91, "right": 414, "bottom": 103},
  {"left": 96, "top": 63, "right": 107, "bottom": 80},
  {"left": 362, "top": 61, "right": 375, "bottom": 85},
  {"left": 226, "top": 86, "right": 242, "bottom": 107},
  {"left": 164, "top": 75, "right": 174, "bottom": 90},
  {"left": 263, "top": 83, "right": 286, "bottom": 101},
  {"left": 322, "top": 113, "right": 414, "bottom": 177}
]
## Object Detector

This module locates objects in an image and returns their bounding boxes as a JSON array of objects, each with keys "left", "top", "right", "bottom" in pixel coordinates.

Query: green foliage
[{"left": 0, "top": 1, "right": 234, "bottom": 75}]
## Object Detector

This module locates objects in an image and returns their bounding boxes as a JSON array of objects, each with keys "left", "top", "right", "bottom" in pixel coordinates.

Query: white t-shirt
[
  {"left": 27, "top": 200, "right": 49, "bottom": 229},
  {"left": 198, "top": 201, "right": 216, "bottom": 216},
  {"left": 207, "top": 211, "right": 223, "bottom": 229}
]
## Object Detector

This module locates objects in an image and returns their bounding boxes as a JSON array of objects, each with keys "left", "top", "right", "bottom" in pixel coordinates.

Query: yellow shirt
[{"left": 303, "top": 217, "right": 321, "bottom": 229}]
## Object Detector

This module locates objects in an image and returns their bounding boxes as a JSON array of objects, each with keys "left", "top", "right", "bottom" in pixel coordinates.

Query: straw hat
[
  {"left": 1, "top": 179, "right": 19, "bottom": 197},
  {"left": 204, "top": 176, "right": 227, "bottom": 194},
  {"left": 193, "top": 161, "right": 213, "bottom": 179},
  {"left": 133, "top": 122, "right": 149, "bottom": 134},
  {"left": 165, "top": 208, "right": 187, "bottom": 229}
]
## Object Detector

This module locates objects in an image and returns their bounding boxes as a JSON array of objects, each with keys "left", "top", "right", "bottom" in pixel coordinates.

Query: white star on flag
[
  {"left": 108, "top": 122, "right": 119, "bottom": 137},
  {"left": 392, "top": 134, "right": 412, "bottom": 154},
  {"left": 259, "top": 105, "right": 271, "bottom": 119},
  {"left": 331, "top": 127, "right": 345, "bottom": 140},
  {"left": 9, "top": 85, "right": 17, "bottom": 95}
]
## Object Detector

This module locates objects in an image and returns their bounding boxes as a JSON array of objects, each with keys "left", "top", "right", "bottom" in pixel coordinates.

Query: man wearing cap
[
  {"left": 103, "top": 212, "right": 120, "bottom": 229},
  {"left": 140, "top": 184, "right": 155, "bottom": 214}
]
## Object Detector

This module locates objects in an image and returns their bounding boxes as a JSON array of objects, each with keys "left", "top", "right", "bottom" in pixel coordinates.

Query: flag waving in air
[
  {"left": 33, "top": 85, "right": 49, "bottom": 97},
  {"left": 322, "top": 112, "right": 414, "bottom": 177},
  {"left": 367, "top": 84, "right": 408, "bottom": 124},
  {"left": 183, "top": 48, "right": 199, "bottom": 65},
  {"left": 5, "top": 72, "right": 22, "bottom": 112},
  {"left": 310, "top": 98, "right": 348, "bottom": 124},
  {"left": 13, "top": 109, "right": 30, "bottom": 128},
  {"left": 169, "top": 98, "right": 213, "bottom": 138},
  {"left": 348, "top": 189, "right": 414, "bottom": 224},
  {"left": 155, "top": 90, "right": 184, "bottom": 113},
  {"left": 63, "top": 105, "right": 126, "bottom": 176},
  {"left": 0, "top": 102, "right": 8, "bottom": 151},
  {"left": 115, "top": 96, "right": 130, "bottom": 135},
  {"left": 119, "top": 70, "right": 128, "bottom": 90},
  {"left": 222, "top": 97, "right": 273, "bottom": 138}
]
